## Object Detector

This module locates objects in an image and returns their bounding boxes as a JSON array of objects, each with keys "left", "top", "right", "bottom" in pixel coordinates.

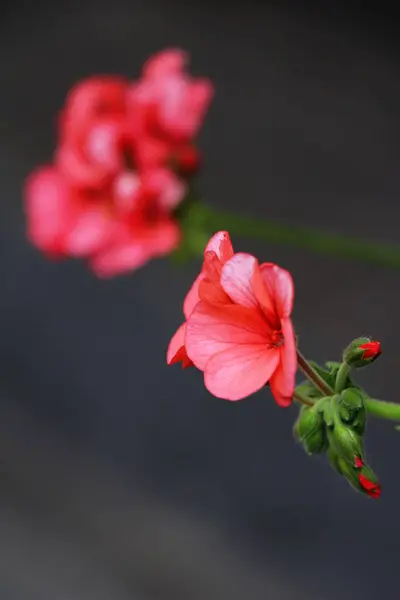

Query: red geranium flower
[{"left": 167, "top": 231, "right": 297, "bottom": 406}]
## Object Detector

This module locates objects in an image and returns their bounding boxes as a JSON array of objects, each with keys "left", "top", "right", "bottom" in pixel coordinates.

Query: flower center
[{"left": 270, "top": 329, "right": 284, "bottom": 348}]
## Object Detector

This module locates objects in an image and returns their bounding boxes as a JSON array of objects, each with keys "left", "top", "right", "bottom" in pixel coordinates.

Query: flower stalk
[
  {"left": 364, "top": 398, "right": 400, "bottom": 422},
  {"left": 199, "top": 203, "right": 400, "bottom": 270},
  {"left": 296, "top": 350, "right": 334, "bottom": 396}
]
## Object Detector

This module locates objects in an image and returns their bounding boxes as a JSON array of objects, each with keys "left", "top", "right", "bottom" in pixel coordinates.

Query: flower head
[
  {"left": 167, "top": 231, "right": 297, "bottom": 406},
  {"left": 25, "top": 50, "right": 212, "bottom": 276}
]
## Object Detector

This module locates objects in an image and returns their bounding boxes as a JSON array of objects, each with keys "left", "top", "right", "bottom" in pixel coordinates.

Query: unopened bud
[
  {"left": 329, "top": 450, "right": 381, "bottom": 498},
  {"left": 293, "top": 404, "right": 328, "bottom": 455},
  {"left": 343, "top": 337, "right": 381, "bottom": 369},
  {"left": 327, "top": 394, "right": 365, "bottom": 463}
]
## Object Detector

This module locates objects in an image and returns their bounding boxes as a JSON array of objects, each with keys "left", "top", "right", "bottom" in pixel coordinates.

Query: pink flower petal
[
  {"left": 202, "top": 251, "right": 223, "bottom": 283},
  {"left": 135, "top": 136, "right": 170, "bottom": 169},
  {"left": 252, "top": 262, "right": 280, "bottom": 329},
  {"left": 143, "top": 168, "right": 186, "bottom": 211},
  {"left": 90, "top": 219, "right": 180, "bottom": 277},
  {"left": 186, "top": 301, "right": 271, "bottom": 370},
  {"left": 220, "top": 253, "right": 260, "bottom": 308},
  {"left": 167, "top": 323, "right": 192, "bottom": 367},
  {"left": 61, "top": 76, "right": 128, "bottom": 141},
  {"left": 57, "top": 144, "right": 109, "bottom": 189},
  {"left": 183, "top": 273, "right": 203, "bottom": 319},
  {"left": 85, "top": 119, "right": 124, "bottom": 172},
  {"left": 259, "top": 263, "right": 294, "bottom": 319},
  {"left": 113, "top": 171, "right": 142, "bottom": 214},
  {"left": 204, "top": 344, "right": 280, "bottom": 401},
  {"left": 143, "top": 49, "right": 187, "bottom": 78},
  {"left": 269, "top": 318, "right": 297, "bottom": 406},
  {"left": 157, "top": 78, "right": 212, "bottom": 140},
  {"left": 205, "top": 231, "right": 233, "bottom": 262},
  {"left": 91, "top": 240, "right": 150, "bottom": 277},
  {"left": 198, "top": 278, "right": 231, "bottom": 305},
  {"left": 65, "top": 206, "right": 114, "bottom": 257},
  {"left": 24, "top": 167, "right": 71, "bottom": 255}
]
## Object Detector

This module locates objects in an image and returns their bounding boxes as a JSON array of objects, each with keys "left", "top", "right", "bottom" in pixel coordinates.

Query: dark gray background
[{"left": 0, "top": 1, "right": 399, "bottom": 598}]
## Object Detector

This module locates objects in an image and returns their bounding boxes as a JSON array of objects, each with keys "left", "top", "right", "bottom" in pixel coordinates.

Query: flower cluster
[
  {"left": 25, "top": 49, "right": 213, "bottom": 276},
  {"left": 294, "top": 387, "right": 381, "bottom": 498},
  {"left": 167, "top": 231, "right": 297, "bottom": 405}
]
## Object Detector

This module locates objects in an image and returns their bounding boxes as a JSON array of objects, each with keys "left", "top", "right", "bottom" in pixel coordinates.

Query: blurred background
[{"left": 1, "top": 0, "right": 400, "bottom": 598}]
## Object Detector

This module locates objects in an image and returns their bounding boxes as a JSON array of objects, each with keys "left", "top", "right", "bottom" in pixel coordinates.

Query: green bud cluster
[{"left": 294, "top": 384, "right": 380, "bottom": 498}]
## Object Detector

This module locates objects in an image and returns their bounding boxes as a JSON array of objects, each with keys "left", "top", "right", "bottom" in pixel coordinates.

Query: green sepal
[
  {"left": 336, "top": 388, "right": 366, "bottom": 435},
  {"left": 328, "top": 449, "right": 360, "bottom": 492},
  {"left": 293, "top": 399, "right": 329, "bottom": 455},
  {"left": 321, "top": 398, "right": 335, "bottom": 429},
  {"left": 327, "top": 396, "right": 365, "bottom": 463}
]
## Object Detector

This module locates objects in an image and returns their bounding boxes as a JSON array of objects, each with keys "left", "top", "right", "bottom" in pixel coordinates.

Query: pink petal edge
[{"left": 269, "top": 318, "right": 297, "bottom": 406}]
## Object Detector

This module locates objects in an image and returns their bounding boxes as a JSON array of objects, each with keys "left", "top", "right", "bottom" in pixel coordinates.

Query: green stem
[
  {"left": 293, "top": 388, "right": 400, "bottom": 421},
  {"left": 365, "top": 398, "right": 400, "bottom": 421},
  {"left": 296, "top": 350, "right": 334, "bottom": 396},
  {"left": 335, "top": 363, "right": 350, "bottom": 393},
  {"left": 201, "top": 204, "right": 400, "bottom": 270},
  {"left": 293, "top": 389, "right": 314, "bottom": 407}
]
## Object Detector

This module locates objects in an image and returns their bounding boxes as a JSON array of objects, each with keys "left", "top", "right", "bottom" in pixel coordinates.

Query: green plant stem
[
  {"left": 335, "top": 362, "right": 350, "bottom": 393},
  {"left": 293, "top": 390, "right": 400, "bottom": 422},
  {"left": 201, "top": 204, "right": 400, "bottom": 269},
  {"left": 293, "top": 389, "right": 314, "bottom": 407},
  {"left": 296, "top": 350, "right": 334, "bottom": 396},
  {"left": 364, "top": 398, "right": 400, "bottom": 421}
]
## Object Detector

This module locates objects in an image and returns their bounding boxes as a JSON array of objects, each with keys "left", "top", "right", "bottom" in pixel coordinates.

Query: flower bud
[
  {"left": 293, "top": 404, "right": 328, "bottom": 455},
  {"left": 343, "top": 337, "right": 381, "bottom": 369},
  {"left": 328, "top": 450, "right": 381, "bottom": 498},
  {"left": 327, "top": 395, "right": 365, "bottom": 463},
  {"left": 336, "top": 388, "right": 366, "bottom": 435}
]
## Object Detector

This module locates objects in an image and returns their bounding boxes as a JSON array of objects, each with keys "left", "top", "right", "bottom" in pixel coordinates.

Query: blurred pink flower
[
  {"left": 24, "top": 48, "right": 213, "bottom": 276},
  {"left": 56, "top": 76, "right": 131, "bottom": 190},
  {"left": 26, "top": 164, "right": 184, "bottom": 275},
  {"left": 168, "top": 231, "right": 297, "bottom": 406},
  {"left": 129, "top": 49, "right": 213, "bottom": 173}
]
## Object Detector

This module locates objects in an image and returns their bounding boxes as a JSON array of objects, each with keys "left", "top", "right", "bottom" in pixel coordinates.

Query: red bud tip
[
  {"left": 359, "top": 340, "right": 381, "bottom": 360},
  {"left": 354, "top": 456, "right": 363, "bottom": 468},
  {"left": 358, "top": 473, "right": 381, "bottom": 498}
]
